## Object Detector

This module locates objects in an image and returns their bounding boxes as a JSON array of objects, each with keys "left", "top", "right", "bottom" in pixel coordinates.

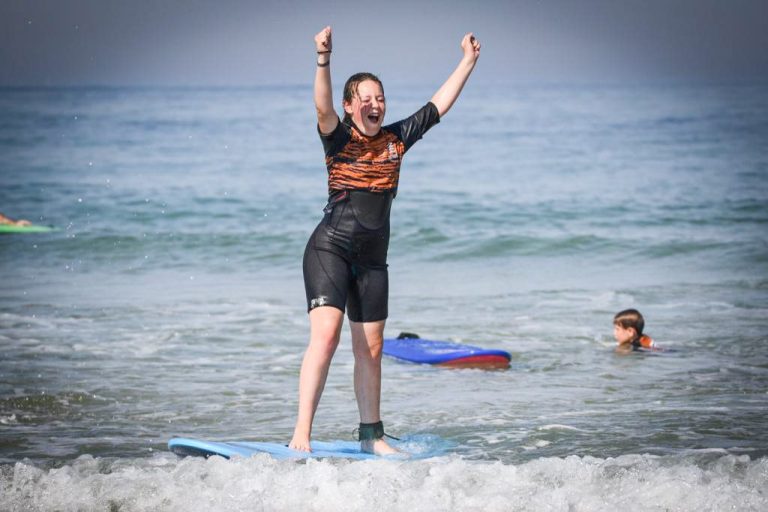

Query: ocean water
[{"left": 1, "top": 83, "right": 767, "bottom": 511}]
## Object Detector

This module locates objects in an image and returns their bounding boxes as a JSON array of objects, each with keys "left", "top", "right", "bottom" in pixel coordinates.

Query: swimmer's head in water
[{"left": 613, "top": 308, "right": 644, "bottom": 345}]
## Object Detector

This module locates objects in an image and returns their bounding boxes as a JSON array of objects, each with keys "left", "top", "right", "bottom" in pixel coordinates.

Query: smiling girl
[{"left": 289, "top": 26, "right": 481, "bottom": 454}]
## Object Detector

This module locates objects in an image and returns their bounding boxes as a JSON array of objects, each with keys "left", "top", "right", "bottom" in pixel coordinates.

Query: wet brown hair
[{"left": 613, "top": 309, "right": 645, "bottom": 336}]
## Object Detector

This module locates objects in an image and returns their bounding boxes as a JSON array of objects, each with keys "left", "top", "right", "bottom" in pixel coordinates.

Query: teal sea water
[{"left": 1, "top": 84, "right": 767, "bottom": 511}]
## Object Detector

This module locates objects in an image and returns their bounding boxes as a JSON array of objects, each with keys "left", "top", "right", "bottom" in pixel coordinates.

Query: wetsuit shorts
[{"left": 303, "top": 189, "right": 392, "bottom": 322}]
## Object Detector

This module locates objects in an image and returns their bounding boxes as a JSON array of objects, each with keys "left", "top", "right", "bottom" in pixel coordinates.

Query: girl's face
[
  {"left": 344, "top": 79, "right": 386, "bottom": 136},
  {"left": 613, "top": 323, "right": 636, "bottom": 346}
]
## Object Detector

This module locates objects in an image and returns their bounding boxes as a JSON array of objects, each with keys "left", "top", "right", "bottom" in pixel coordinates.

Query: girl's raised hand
[
  {"left": 461, "top": 33, "right": 481, "bottom": 61},
  {"left": 315, "top": 26, "right": 332, "bottom": 53}
]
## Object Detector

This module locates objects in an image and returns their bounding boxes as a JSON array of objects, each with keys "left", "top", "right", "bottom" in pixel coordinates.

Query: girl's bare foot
[
  {"left": 361, "top": 438, "right": 401, "bottom": 456},
  {"left": 289, "top": 433, "right": 312, "bottom": 452}
]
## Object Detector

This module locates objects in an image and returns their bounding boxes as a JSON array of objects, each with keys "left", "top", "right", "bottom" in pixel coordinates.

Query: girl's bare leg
[
  {"left": 350, "top": 319, "right": 399, "bottom": 455},
  {"left": 289, "top": 306, "right": 344, "bottom": 451}
]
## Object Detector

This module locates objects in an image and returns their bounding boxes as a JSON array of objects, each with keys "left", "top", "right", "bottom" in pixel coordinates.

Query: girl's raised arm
[
  {"left": 315, "top": 26, "right": 338, "bottom": 135},
  {"left": 430, "top": 33, "right": 481, "bottom": 118}
]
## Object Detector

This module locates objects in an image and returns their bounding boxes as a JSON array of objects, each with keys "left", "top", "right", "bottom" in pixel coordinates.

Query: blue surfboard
[
  {"left": 168, "top": 434, "right": 446, "bottom": 460},
  {"left": 383, "top": 332, "right": 511, "bottom": 368}
]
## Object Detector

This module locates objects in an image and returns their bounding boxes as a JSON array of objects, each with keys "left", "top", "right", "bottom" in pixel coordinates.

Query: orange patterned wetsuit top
[
  {"left": 320, "top": 102, "right": 440, "bottom": 194},
  {"left": 634, "top": 335, "right": 664, "bottom": 351},
  {"left": 638, "top": 335, "right": 655, "bottom": 348}
]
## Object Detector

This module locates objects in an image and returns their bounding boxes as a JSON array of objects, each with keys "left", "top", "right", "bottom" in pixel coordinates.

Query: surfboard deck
[
  {"left": 383, "top": 333, "right": 511, "bottom": 368},
  {"left": 0, "top": 224, "right": 55, "bottom": 234},
  {"left": 169, "top": 434, "right": 445, "bottom": 460}
]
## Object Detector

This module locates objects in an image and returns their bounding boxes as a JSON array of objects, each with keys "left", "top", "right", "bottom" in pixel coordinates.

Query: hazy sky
[{"left": 1, "top": 0, "right": 767, "bottom": 86}]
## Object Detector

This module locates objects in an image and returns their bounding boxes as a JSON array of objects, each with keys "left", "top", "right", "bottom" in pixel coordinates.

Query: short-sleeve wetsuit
[
  {"left": 303, "top": 102, "right": 440, "bottom": 322},
  {"left": 632, "top": 335, "right": 663, "bottom": 352}
]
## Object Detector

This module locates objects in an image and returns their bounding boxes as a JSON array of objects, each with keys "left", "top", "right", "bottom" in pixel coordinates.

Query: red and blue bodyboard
[{"left": 383, "top": 333, "right": 511, "bottom": 369}]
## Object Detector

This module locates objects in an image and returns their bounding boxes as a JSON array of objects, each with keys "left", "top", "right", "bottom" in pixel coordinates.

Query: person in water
[
  {"left": 289, "top": 26, "right": 481, "bottom": 455},
  {"left": 0, "top": 213, "right": 31, "bottom": 226},
  {"left": 613, "top": 308, "right": 662, "bottom": 353}
]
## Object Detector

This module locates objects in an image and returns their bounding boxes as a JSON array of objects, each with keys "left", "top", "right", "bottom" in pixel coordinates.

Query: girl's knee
[
  {"left": 310, "top": 334, "right": 340, "bottom": 356},
  {"left": 352, "top": 339, "right": 383, "bottom": 361}
]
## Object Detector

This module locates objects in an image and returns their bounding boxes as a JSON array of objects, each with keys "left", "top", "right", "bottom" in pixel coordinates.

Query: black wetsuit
[{"left": 303, "top": 102, "right": 440, "bottom": 322}]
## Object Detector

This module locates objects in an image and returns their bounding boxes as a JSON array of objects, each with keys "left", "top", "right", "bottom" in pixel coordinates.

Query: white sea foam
[
  {"left": 2, "top": 453, "right": 766, "bottom": 512},
  {"left": 0, "top": 414, "right": 17, "bottom": 425},
  {"left": 538, "top": 424, "right": 588, "bottom": 432}
]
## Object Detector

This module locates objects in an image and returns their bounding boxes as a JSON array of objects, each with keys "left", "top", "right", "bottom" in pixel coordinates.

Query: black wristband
[
  {"left": 317, "top": 50, "right": 331, "bottom": 54},
  {"left": 317, "top": 60, "right": 330, "bottom": 67}
]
